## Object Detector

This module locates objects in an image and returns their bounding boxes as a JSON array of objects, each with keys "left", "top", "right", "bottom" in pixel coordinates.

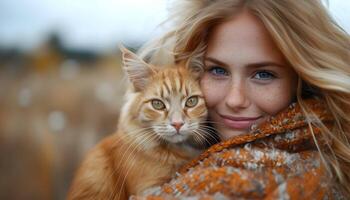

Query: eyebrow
[
  {"left": 204, "top": 57, "right": 285, "bottom": 68},
  {"left": 204, "top": 57, "right": 228, "bottom": 67}
]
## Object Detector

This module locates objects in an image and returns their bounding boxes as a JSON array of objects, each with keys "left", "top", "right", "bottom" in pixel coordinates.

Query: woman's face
[{"left": 201, "top": 11, "right": 298, "bottom": 140}]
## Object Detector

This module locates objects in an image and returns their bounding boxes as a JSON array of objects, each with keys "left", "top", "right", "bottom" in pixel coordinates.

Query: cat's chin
[{"left": 161, "top": 134, "right": 189, "bottom": 144}]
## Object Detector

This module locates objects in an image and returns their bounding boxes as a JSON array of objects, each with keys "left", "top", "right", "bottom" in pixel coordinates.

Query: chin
[{"left": 162, "top": 134, "right": 189, "bottom": 144}]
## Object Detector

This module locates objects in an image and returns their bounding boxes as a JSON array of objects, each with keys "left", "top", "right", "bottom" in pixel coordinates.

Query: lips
[{"left": 219, "top": 114, "right": 261, "bottom": 129}]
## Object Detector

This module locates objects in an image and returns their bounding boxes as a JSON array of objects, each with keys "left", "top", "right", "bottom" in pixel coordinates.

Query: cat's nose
[{"left": 171, "top": 122, "right": 184, "bottom": 133}]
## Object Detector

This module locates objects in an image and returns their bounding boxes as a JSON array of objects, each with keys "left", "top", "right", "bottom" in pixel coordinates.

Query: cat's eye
[
  {"left": 185, "top": 96, "right": 198, "bottom": 108},
  {"left": 151, "top": 99, "right": 166, "bottom": 110}
]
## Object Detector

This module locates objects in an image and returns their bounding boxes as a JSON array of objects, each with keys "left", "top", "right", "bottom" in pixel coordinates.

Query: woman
[{"left": 137, "top": 0, "right": 350, "bottom": 199}]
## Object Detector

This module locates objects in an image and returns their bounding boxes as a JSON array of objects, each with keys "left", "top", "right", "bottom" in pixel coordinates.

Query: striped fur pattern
[{"left": 67, "top": 48, "right": 215, "bottom": 200}]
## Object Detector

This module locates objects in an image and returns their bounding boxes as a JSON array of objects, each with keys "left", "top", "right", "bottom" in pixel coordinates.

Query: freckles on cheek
[
  {"left": 200, "top": 77, "right": 224, "bottom": 108},
  {"left": 253, "top": 84, "right": 294, "bottom": 115}
]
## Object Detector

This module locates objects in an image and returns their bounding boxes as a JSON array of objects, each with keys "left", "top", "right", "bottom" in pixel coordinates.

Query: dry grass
[{"left": 0, "top": 61, "right": 127, "bottom": 199}]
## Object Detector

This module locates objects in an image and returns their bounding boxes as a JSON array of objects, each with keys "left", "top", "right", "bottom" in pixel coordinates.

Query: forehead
[
  {"left": 146, "top": 67, "right": 200, "bottom": 98},
  {"left": 206, "top": 10, "right": 286, "bottom": 68}
]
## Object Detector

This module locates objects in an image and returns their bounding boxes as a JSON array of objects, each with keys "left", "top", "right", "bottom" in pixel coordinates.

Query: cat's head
[{"left": 121, "top": 46, "right": 208, "bottom": 145}]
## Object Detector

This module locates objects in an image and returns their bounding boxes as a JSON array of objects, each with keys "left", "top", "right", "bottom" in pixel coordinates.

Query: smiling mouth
[{"left": 219, "top": 114, "right": 261, "bottom": 129}]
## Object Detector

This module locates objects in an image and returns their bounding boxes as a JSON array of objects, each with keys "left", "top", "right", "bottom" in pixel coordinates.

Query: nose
[
  {"left": 171, "top": 121, "right": 184, "bottom": 133},
  {"left": 225, "top": 81, "right": 250, "bottom": 110}
]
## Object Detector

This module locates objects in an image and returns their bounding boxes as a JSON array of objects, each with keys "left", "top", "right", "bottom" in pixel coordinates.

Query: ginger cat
[{"left": 67, "top": 47, "right": 215, "bottom": 200}]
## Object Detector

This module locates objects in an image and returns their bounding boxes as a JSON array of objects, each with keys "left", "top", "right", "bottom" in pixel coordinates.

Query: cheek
[
  {"left": 200, "top": 75, "right": 227, "bottom": 108},
  {"left": 140, "top": 106, "right": 165, "bottom": 122},
  {"left": 251, "top": 80, "right": 296, "bottom": 115},
  {"left": 186, "top": 102, "right": 208, "bottom": 119}
]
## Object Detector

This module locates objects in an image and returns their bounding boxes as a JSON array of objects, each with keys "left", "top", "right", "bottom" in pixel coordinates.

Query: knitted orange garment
[{"left": 133, "top": 98, "right": 345, "bottom": 200}]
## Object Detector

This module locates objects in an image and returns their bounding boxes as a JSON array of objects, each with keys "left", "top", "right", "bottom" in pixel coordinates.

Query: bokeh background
[{"left": 0, "top": 0, "right": 349, "bottom": 199}]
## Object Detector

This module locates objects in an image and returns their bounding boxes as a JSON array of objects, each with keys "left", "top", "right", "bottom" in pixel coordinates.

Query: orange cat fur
[{"left": 67, "top": 48, "right": 214, "bottom": 200}]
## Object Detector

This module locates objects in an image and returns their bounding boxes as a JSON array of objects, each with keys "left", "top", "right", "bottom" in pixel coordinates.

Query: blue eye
[
  {"left": 253, "top": 71, "right": 275, "bottom": 80},
  {"left": 209, "top": 67, "right": 228, "bottom": 76}
]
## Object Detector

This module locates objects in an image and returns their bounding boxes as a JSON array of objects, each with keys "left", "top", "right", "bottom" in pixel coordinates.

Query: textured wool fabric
[{"left": 132, "top": 98, "right": 345, "bottom": 200}]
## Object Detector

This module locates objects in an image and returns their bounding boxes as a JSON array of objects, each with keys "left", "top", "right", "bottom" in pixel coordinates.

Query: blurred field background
[
  {"left": 0, "top": 36, "right": 125, "bottom": 199},
  {"left": 0, "top": 0, "right": 167, "bottom": 199},
  {"left": 0, "top": 0, "right": 348, "bottom": 199}
]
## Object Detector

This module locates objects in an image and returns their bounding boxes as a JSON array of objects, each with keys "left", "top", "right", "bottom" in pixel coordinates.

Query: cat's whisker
[
  {"left": 199, "top": 128, "right": 220, "bottom": 140},
  {"left": 122, "top": 133, "right": 157, "bottom": 168},
  {"left": 139, "top": 134, "right": 160, "bottom": 151},
  {"left": 197, "top": 124, "right": 217, "bottom": 132},
  {"left": 119, "top": 127, "right": 155, "bottom": 138},
  {"left": 155, "top": 132, "right": 168, "bottom": 136},
  {"left": 151, "top": 133, "right": 163, "bottom": 143},
  {"left": 112, "top": 133, "right": 156, "bottom": 200},
  {"left": 116, "top": 129, "right": 156, "bottom": 165},
  {"left": 198, "top": 123, "right": 217, "bottom": 128},
  {"left": 154, "top": 125, "right": 170, "bottom": 131},
  {"left": 109, "top": 127, "right": 155, "bottom": 147},
  {"left": 197, "top": 127, "right": 220, "bottom": 144},
  {"left": 196, "top": 129, "right": 214, "bottom": 143},
  {"left": 184, "top": 124, "right": 208, "bottom": 145},
  {"left": 105, "top": 129, "right": 155, "bottom": 199},
  {"left": 193, "top": 130, "right": 211, "bottom": 146},
  {"left": 192, "top": 131, "right": 206, "bottom": 146},
  {"left": 111, "top": 129, "right": 154, "bottom": 167},
  {"left": 198, "top": 126, "right": 218, "bottom": 135},
  {"left": 117, "top": 130, "right": 160, "bottom": 151},
  {"left": 155, "top": 128, "right": 170, "bottom": 133}
]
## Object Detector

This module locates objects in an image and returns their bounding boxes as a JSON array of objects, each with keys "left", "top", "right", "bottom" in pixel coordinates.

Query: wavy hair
[{"left": 138, "top": 0, "right": 350, "bottom": 196}]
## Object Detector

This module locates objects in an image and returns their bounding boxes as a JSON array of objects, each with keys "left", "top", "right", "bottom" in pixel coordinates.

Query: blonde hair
[{"left": 139, "top": 0, "right": 350, "bottom": 196}]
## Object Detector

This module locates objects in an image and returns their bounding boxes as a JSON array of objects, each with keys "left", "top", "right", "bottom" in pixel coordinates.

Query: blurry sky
[{"left": 0, "top": 0, "right": 349, "bottom": 52}]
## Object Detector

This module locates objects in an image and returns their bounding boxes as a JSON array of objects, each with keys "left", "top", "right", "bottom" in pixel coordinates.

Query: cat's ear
[
  {"left": 120, "top": 45, "right": 155, "bottom": 91},
  {"left": 178, "top": 60, "right": 203, "bottom": 80},
  {"left": 188, "top": 65, "right": 203, "bottom": 80}
]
